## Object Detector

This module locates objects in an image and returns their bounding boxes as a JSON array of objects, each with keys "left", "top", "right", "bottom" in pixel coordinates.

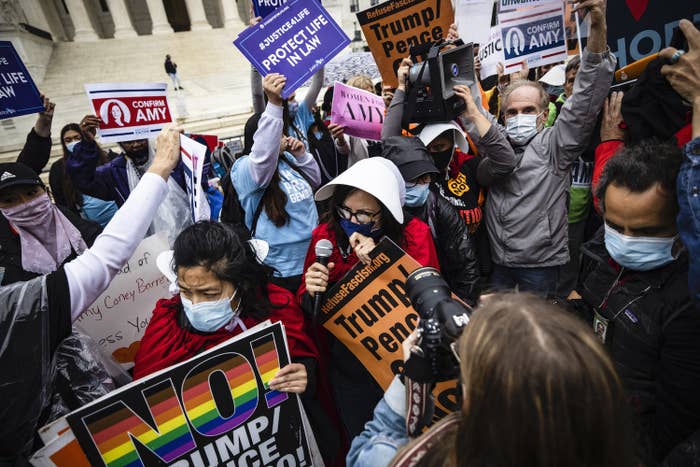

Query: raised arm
[
  {"left": 381, "top": 58, "right": 412, "bottom": 139},
  {"left": 251, "top": 68, "right": 265, "bottom": 114},
  {"left": 303, "top": 67, "right": 325, "bottom": 110},
  {"left": 65, "top": 137, "right": 120, "bottom": 202},
  {"left": 17, "top": 95, "right": 54, "bottom": 174},
  {"left": 65, "top": 126, "right": 181, "bottom": 320}
]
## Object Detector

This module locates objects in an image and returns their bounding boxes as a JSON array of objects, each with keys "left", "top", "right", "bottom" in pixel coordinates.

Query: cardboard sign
[
  {"left": 321, "top": 238, "right": 462, "bottom": 419},
  {"left": 66, "top": 322, "right": 315, "bottom": 467},
  {"left": 357, "top": 0, "right": 455, "bottom": 89},
  {"left": 498, "top": 3, "right": 567, "bottom": 72},
  {"left": 84, "top": 82, "right": 173, "bottom": 143},
  {"left": 478, "top": 25, "right": 505, "bottom": 78},
  {"left": 234, "top": 0, "right": 350, "bottom": 99},
  {"left": 455, "top": 0, "right": 493, "bottom": 46},
  {"left": 330, "top": 81, "right": 385, "bottom": 141},
  {"left": 0, "top": 41, "right": 43, "bottom": 120},
  {"left": 180, "top": 134, "right": 211, "bottom": 222},
  {"left": 74, "top": 233, "right": 171, "bottom": 370}
]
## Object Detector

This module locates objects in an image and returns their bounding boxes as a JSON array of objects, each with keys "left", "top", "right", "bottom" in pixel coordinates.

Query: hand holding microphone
[{"left": 306, "top": 239, "right": 334, "bottom": 326}]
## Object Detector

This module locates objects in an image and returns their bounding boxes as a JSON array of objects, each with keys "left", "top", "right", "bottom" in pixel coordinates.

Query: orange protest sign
[
  {"left": 356, "top": 0, "right": 455, "bottom": 89},
  {"left": 321, "top": 238, "right": 461, "bottom": 420}
]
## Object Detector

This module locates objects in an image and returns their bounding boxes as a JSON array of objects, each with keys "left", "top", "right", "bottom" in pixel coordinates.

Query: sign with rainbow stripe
[{"left": 66, "top": 322, "right": 313, "bottom": 467}]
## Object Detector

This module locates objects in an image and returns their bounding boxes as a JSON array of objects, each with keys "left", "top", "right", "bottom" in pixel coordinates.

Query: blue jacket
[
  {"left": 66, "top": 138, "right": 187, "bottom": 206},
  {"left": 678, "top": 137, "right": 700, "bottom": 302}
]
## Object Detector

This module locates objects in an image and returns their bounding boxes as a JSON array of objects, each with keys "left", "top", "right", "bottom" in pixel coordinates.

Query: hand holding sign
[
  {"left": 79, "top": 114, "right": 100, "bottom": 140},
  {"left": 150, "top": 124, "right": 182, "bottom": 180},
  {"left": 396, "top": 58, "right": 413, "bottom": 92},
  {"left": 660, "top": 19, "right": 700, "bottom": 106},
  {"left": 269, "top": 363, "right": 308, "bottom": 394},
  {"left": 34, "top": 94, "right": 55, "bottom": 138},
  {"left": 263, "top": 72, "right": 286, "bottom": 106},
  {"left": 350, "top": 232, "right": 377, "bottom": 265}
]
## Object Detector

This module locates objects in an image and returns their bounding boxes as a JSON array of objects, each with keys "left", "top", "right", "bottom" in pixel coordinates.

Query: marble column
[
  {"left": 184, "top": 0, "right": 212, "bottom": 30},
  {"left": 106, "top": 0, "right": 137, "bottom": 38},
  {"left": 220, "top": 0, "right": 238, "bottom": 29},
  {"left": 64, "top": 0, "right": 99, "bottom": 41},
  {"left": 144, "top": 0, "right": 173, "bottom": 35}
]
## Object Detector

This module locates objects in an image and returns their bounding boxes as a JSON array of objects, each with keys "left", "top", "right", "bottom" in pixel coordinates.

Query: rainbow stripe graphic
[
  {"left": 251, "top": 334, "right": 289, "bottom": 408},
  {"left": 182, "top": 353, "right": 259, "bottom": 437},
  {"left": 83, "top": 380, "right": 195, "bottom": 467}
]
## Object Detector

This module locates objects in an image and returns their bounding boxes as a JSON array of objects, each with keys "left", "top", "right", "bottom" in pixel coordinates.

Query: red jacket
[
  {"left": 297, "top": 217, "right": 440, "bottom": 301},
  {"left": 133, "top": 284, "right": 318, "bottom": 379}
]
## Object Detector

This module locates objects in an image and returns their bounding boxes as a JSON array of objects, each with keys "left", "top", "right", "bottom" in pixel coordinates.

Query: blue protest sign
[
  {"left": 0, "top": 41, "right": 43, "bottom": 120},
  {"left": 253, "top": 0, "right": 321, "bottom": 21},
  {"left": 234, "top": 0, "right": 350, "bottom": 99},
  {"left": 498, "top": 4, "right": 567, "bottom": 73}
]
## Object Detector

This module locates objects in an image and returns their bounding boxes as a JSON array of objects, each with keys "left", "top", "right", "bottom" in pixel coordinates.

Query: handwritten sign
[
  {"left": 357, "top": 0, "right": 454, "bottom": 89},
  {"left": 0, "top": 41, "right": 43, "bottom": 120},
  {"left": 74, "top": 233, "right": 170, "bottom": 369},
  {"left": 330, "top": 81, "right": 385, "bottom": 141},
  {"left": 67, "top": 322, "right": 315, "bottom": 467},
  {"left": 84, "top": 82, "right": 173, "bottom": 143},
  {"left": 498, "top": 3, "right": 567, "bottom": 72},
  {"left": 234, "top": 0, "right": 350, "bottom": 99},
  {"left": 321, "top": 238, "right": 461, "bottom": 420}
]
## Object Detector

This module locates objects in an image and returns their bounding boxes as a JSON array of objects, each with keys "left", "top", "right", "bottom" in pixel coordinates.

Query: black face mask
[
  {"left": 432, "top": 149, "right": 453, "bottom": 172},
  {"left": 127, "top": 146, "right": 150, "bottom": 166}
]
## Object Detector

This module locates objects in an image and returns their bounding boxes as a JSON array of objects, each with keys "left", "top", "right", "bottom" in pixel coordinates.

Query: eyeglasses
[{"left": 336, "top": 205, "right": 379, "bottom": 224}]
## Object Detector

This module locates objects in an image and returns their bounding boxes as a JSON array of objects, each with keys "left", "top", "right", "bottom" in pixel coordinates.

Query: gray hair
[{"left": 501, "top": 79, "right": 550, "bottom": 114}]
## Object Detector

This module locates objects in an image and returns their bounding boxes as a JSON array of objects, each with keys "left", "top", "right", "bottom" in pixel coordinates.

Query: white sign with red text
[
  {"left": 180, "top": 134, "right": 211, "bottom": 222},
  {"left": 84, "top": 82, "right": 173, "bottom": 143}
]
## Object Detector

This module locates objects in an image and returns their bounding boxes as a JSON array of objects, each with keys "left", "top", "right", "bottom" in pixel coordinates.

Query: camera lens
[{"left": 406, "top": 267, "right": 452, "bottom": 316}]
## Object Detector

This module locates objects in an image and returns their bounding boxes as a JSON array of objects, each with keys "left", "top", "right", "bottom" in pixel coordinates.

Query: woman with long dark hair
[
  {"left": 298, "top": 157, "right": 440, "bottom": 440},
  {"left": 229, "top": 73, "right": 321, "bottom": 291},
  {"left": 50, "top": 123, "right": 118, "bottom": 227},
  {"left": 348, "top": 293, "right": 637, "bottom": 467}
]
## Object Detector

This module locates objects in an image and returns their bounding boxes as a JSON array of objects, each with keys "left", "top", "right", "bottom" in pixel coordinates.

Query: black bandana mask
[
  {"left": 128, "top": 146, "right": 150, "bottom": 166},
  {"left": 432, "top": 148, "right": 454, "bottom": 172}
]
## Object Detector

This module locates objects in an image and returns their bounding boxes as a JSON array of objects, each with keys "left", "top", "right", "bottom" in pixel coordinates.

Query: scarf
[{"left": 0, "top": 193, "right": 87, "bottom": 274}]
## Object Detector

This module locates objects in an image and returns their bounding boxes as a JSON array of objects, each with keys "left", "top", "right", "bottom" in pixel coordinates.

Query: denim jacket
[
  {"left": 677, "top": 137, "right": 700, "bottom": 301},
  {"left": 347, "top": 377, "right": 408, "bottom": 467}
]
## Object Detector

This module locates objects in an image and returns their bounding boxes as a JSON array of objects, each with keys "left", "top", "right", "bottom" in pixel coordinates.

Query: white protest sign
[
  {"left": 498, "top": 0, "right": 561, "bottom": 12},
  {"left": 180, "top": 134, "right": 211, "bottom": 222},
  {"left": 498, "top": 3, "right": 567, "bottom": 73},
  {"left": 478, "top": 25, "right": 505, "bottom": 78},
  {"left": 74, "top": 233, "right": 171, "bottom": 369},
  {"left": 455, "top": 0, "right": 493, "bottom": 46},
  {"left": 330, "top": 81, "right": 385, "bottom": 141},
  {"left": 84, "top": 82, "right": 173, "bottom": 143}
]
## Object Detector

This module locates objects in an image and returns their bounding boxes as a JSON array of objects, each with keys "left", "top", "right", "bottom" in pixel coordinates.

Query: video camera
[
  {"left": 403, "top": 40, "right": 476, "bottom": 126},
  {"left": 405, "top": 267, "right": 471, "bottom": 383}
]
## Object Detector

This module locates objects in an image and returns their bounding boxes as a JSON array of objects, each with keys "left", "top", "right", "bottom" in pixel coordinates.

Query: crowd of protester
[{"left": 1, "top": 0, "right": 699, "bottom": 465}]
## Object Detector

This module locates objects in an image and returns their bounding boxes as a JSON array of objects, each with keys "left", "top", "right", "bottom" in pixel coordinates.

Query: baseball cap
[
  {"left": 382, "top": 136, "right": 439, "bottom": 182},
  {"left": 0, "top": 163, "right": 43, "bottom": 192}
]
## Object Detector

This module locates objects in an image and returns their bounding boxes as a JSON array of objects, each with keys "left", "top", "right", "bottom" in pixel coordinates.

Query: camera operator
[{"left": 347, "top": 285, "right": 637, "bottom": 467}]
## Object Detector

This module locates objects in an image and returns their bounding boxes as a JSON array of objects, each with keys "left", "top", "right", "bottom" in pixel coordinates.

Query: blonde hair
[{"left": 346, "top": 74, "right": 375, "bottom": 94}]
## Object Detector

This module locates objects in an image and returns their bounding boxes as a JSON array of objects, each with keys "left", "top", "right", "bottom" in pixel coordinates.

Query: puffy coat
[
  {"left": 406, "top": 189, "right": 480, "bottom": 304},
  {"left": 573, "top": 229, "right": 700, "bottom": 464}
]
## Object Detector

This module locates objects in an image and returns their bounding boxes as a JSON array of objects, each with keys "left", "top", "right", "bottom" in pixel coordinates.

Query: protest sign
[
  {"left": 253, "top": 0, "right": 320, "bottom": 19},
  {"left": 455, "top": 0, "right": 493, "bottom": 46},
  {"left": 0, "top": 41, "right": 43, "bottom": 120},
  {"left": 180, "top": 134, "right": 211, "bottom": 222},
  {"left": 66, "top": 322, "right": 315, "bottom": 467},
  {"left": 330, "top": 81, "right": 385, "bottom": 141},
  {"left": 497, "top": 0, "right": 559, "bottom": 12},
  {"left": 606, "top": 2, "right": 699, "bottom": 68},
  {"left": 234, "top": 0, "right": 350, "bottom": 99},
  {"left": 498, "top": 3, "right": 567, "bottom": 72},
  {"left": 357, "top": 0, "right": 455, "bottom": 89},
  {"left": 30, "top": 426, "right": 90, "bottom": 467},
  {"left": 84, "top": 82, "right": 173, "bottom": 143},
  {"left": 478, "top": 25, "right": 504, "bottom": 79},
  {"left": 74, "top": 233, "right": 170, "bottom": 370},
  {"left": 321, "top": 238, "right": 461, "bottom": 419}
]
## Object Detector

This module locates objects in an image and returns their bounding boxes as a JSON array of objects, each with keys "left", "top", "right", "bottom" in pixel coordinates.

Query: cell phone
[{"left": 608, "top": 79, "right": 637, "bottom": 95}]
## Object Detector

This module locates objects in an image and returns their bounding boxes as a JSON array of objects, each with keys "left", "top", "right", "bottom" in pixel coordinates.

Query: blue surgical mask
[
  {"left": 405, "top": 183, "right": 430, "bottom": 207},
  {"left": 604, "top": 224, "right": 679, "bottom": 271},
  {"left": 288, "top": 101, "right": 299, "bottom": 120},
  {"left": 66, "top": 141, "right": 80, "bottom": 153},
  {"left": 506, "top": 113, "right": 541, "bottom": 145},
  {"left": 181, "top": 290, "right": 240, "bottom": 333},
  {"left": 339, "top": 218, "right": 382, "bottom": 241}
]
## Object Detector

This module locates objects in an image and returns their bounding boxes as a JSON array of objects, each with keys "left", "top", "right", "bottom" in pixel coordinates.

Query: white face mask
[
  {"left": 66, "top": 140, "right": 80, "bottom": 153},
  {"left": 506, "top": 112, "right": 542, "bottom": 145},
  {"left": 181, "top": 289, "right": 241, "bottom": 333}
]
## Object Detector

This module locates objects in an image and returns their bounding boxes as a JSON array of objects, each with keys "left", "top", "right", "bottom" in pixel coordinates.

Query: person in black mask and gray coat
[{"left": 383, "top": 136, "right": 480, "bottom": 304}]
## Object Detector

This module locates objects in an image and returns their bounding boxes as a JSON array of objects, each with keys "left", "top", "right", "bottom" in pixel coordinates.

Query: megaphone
[{"left": 405, "top": 42, "right": 476, "bottom": 125}]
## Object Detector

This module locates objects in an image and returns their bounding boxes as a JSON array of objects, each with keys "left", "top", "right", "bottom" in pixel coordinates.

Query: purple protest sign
[
  {"left": 234, "top": 0, "right": 350, "bottom": 99},
  {"left": 330, "top": 81, "right": 385, "bottom": 141}
]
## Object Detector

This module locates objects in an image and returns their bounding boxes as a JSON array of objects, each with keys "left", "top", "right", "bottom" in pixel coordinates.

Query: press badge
[{"left": 593, "top": 309, "right": 610, "bottom": 344}]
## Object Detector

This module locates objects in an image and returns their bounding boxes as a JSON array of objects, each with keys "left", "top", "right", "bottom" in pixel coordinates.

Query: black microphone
[{"left": 312, "top": 239, "right": 334, "bottom": 326}]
